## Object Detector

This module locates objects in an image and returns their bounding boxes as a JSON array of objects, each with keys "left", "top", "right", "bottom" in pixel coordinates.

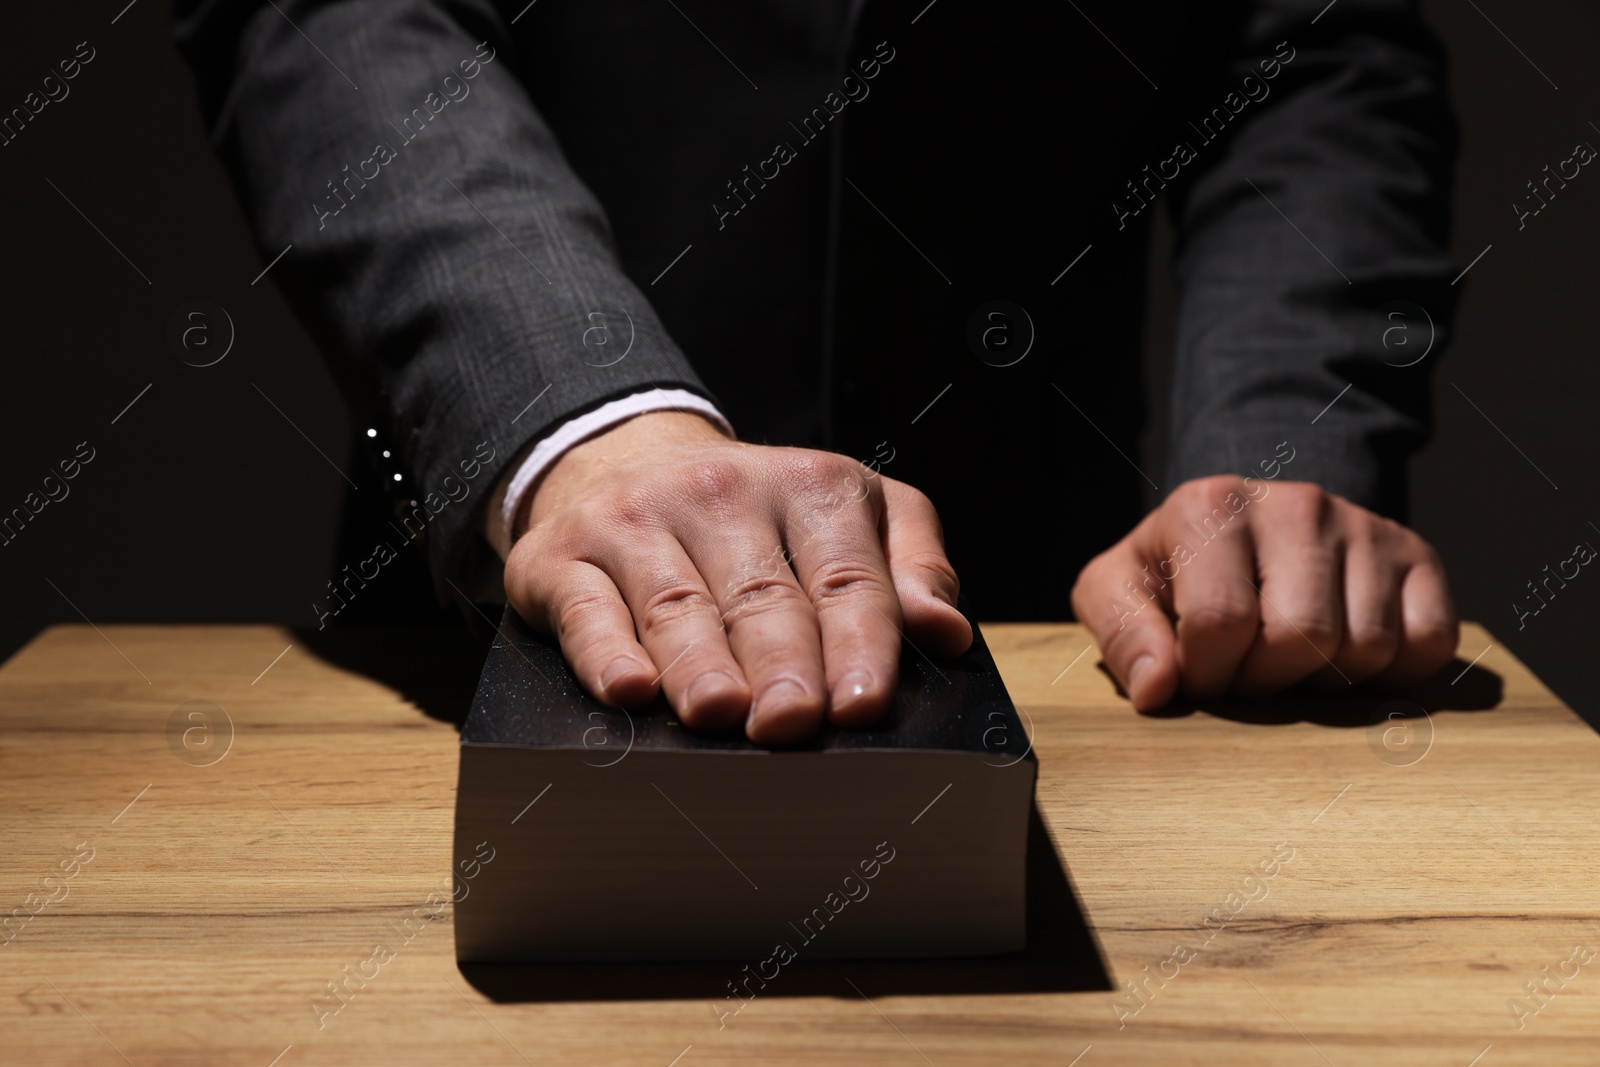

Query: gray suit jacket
[{"left": 173, "top": 0, "right": 1457, "bottom": 621}]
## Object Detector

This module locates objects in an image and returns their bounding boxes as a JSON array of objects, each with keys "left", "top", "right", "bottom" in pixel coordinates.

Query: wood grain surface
[{"left": 1, "top": 621, "right": 1596, "bottom": 1066}]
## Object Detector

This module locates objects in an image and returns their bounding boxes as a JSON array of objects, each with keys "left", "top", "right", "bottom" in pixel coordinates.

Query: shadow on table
[
  {"left": 291, "top": 623, "right": 488, "bottom": 729},
  {"left": 458, "top": 804, "right": 1113, "bottom": 1003},
  {"left": 1107, "top": 653, "right": 1504, "bottom": 726}
]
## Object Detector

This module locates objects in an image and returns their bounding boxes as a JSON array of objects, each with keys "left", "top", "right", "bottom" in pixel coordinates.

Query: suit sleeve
[
  {"left": 1162, "top": 0, "right": 1458, "bottom": 518},
  {"left": 172, "top": 0, "right": 716, "bottom": 602}
]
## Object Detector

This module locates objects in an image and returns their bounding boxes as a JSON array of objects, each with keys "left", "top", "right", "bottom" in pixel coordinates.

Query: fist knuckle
[
  {"left": 1341, "top": 619, "right": 1401, "bottom": 674},
  {"left": 677, "top": 460, "right": 746, "bottom": 507},
  {"left": 1346, "top": 618, "right": 1401, "bottom": 658},
  {"left": 785, "top": 451, "right": 858, "bottom": 498},
  {"left": 1183, "top": 597, "right": 1258, "bottom": 635},
  {"left": 1278, "top": 482, "right": 1332, "bottom": 525},
  {"left": 1172, "top": 476, "right": 1235, "bottom": 510},
  {"left": 1281, "top": 612, "right": 1342, "bottom": 656},
  {"left": 1340, "top": 508, "right": 1379, "bottom": 543},
  {"left": 1360, "top": 513, "right": 1412, "bottom": 556},
  {"left": 603, "top": 484, "right": 663, "bottom": 528}
]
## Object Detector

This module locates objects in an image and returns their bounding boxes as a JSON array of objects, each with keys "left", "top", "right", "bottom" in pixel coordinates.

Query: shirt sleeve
[{"left": 481, "top": 390, "right": 734, "bottom": 559}]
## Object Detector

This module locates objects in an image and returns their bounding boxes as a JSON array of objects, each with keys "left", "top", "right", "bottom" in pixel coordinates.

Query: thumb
[
  {"left": 880, "top": 478, "right": 973, "bottom": 658},
  {"left": 1071, "top": 542, "right": 1179, "bottom": 710}
]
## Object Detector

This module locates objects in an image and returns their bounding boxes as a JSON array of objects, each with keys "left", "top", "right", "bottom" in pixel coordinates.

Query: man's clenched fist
[
  {"left": 503, "top": 412, "right": 972, "bottom": 745},
  {"left": 1071, "top": 475, "right": 1458, "bottom": 710}
]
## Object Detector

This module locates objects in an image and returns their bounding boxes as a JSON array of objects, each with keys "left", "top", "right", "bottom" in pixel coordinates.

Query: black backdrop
[{"left": 3, "top": 2, "right": 1597, "bottom": 724}]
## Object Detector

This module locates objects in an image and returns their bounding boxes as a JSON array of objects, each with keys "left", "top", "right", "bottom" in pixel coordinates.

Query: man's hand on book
[
  {"left": 505, "top": 412, "right": 972, "bottom": 744},
  {"left": 1071, "top": 476, "right": 1459, "bottom": 711}
]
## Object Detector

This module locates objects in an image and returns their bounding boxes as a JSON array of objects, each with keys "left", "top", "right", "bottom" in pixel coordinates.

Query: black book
[{"left": 452, "top": 603, "right": 1037, "bottom": 962}]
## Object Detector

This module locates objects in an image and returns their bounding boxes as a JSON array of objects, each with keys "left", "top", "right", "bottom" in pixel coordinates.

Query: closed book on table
[{"left": 453, "top": 602, "right": 1037, "bottom": 961}]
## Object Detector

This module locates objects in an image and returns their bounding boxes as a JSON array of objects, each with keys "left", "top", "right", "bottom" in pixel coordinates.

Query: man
[{"left": 175, "top": 0, "right": 1459, "bottom": 744}]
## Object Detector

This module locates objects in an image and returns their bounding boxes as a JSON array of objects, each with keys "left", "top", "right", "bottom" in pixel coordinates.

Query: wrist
[{"left": 514, "top": 411, "right": 732, "bottom": 538}]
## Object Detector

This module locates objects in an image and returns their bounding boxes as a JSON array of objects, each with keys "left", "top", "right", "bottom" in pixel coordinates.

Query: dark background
[{"left": 3, "top": 3, "right": 1596, "bottom": 722}]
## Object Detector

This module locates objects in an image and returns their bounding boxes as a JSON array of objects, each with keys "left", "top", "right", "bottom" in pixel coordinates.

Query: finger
[
  {"left": 1165, "top": 511, "right": 1260, "bottom": 698},
  {"left": 1232, "top": 501, "right": 1344, "bottom": 694},
  {"left": 606, "top": 535, "right": 753, "bottom": 732},
  {"left": 519, "top": 559, "right": 660, "bottom": 707},
  {"left": 881, "top": 479, "right": 971, "bottom": 658},
  {"left": 782, "top": 477, "right": 902, "bottom": 729},
  {"left": 1311, "top": 535, "right": 1402, "bottom": 686},
  {"left": 1070, "top": 539, "right": 1179, "bottom": 710},
  {"left": 1371, "top": 551, "right": 1458, "bottom": 685},
  {"left": 682, "top": 520, "right": 828, "bottom": 746}
]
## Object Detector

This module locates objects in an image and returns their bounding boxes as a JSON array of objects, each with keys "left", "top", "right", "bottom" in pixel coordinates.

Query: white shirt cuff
[{"left": 484, "top": 388, "right": 733, "bottom": 558}]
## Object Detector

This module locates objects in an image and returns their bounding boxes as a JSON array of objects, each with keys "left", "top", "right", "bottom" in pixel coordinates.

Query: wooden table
[{"left": 1, "top": 621, "right": 1596, "bottom": 1066}]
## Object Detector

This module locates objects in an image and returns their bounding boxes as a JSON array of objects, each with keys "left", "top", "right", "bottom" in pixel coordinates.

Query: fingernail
[
  {"left": 600, "top": 657, "right": 645, "bottom": 693},
  {"left": 1128, "top": 654, "right": 1155, "bottom": 697},
  {"left": 834, "top": 670, "right": 873, "bottom": 707},
  {"left": 686, "top": 671, "right": 743, "bottom": 711},
  {"left": 753, "top": 679, "right": 809, "bottom": 720}
]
